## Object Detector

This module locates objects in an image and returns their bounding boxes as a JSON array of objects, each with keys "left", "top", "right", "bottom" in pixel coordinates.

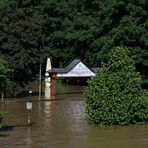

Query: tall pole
[
  {"left": 39, "top": 62, "right": 42, "bottom": 100},
  {"left": 38, "top": 36, "right": 43, "bottom": 101}
]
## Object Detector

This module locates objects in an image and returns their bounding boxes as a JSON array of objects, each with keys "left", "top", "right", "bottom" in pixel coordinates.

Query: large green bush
[{"left": 85, "top": 47, "right": 148, "bottom": 125}]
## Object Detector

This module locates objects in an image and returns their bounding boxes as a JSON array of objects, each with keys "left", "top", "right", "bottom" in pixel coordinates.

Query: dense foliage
[
  {"left": 85, "top": 47, "right": 148, "bottom": 125},
  {"left": 0, "top": 55, "right": 9, "bottom": 92},
  {"left": 0, "top": 2, "right": 43, "bottom": 85},
  {"left": 0, "top": 111, "right": 7, "bottom": 128},
  {"left": 0, "top": 0, "right": 148, "bottom": 93}
]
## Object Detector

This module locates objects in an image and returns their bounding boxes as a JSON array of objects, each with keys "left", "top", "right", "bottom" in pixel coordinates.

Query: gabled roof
[
  {"left": 47, "top": 59, "right": 99, "bottom": 74},
  {"left": 91, "top": 68, "right": 101, "bottom": 73},
  {"left": 66, "top": 59, "right": 81, "bottom": 71},
  {"left": 48, "top": 59, "right": 81, "bottom": 74},
  {"left": 48, "top": 68, "right": 66, "bottom": 73}
]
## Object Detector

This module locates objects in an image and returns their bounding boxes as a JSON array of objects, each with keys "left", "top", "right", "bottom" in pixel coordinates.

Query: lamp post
[
  {"left": 38, "top": 36, "right": 44, "bottom": 101},
  {"left": 39, "top": 62, "right": 42, "bottom": 100},
  {"left": 26, "top": 87, "right": 33, "bottom": 125},
  {"left": 28, "top": 87, "right": 32, "bottom": 99}
]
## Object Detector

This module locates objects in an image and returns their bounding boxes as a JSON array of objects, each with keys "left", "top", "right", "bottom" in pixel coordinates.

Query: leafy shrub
[
  {"left": 5, "top": 80, "right": 22, "bottom": 97},
  {"left": 0, "top": 112, "right": 7, "bottom": 128},
  {"left": 85, "top": 47, "right": 148, "bottom": 125}
]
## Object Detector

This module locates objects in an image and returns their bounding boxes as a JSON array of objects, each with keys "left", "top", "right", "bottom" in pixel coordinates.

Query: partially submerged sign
[{"left": 26, "top": 102, "right": 32, "bottom": 110}]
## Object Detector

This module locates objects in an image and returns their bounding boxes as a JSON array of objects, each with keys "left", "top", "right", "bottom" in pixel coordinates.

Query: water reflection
[
  {"left": 44, "top": 86, "right": 51, "bottom": 100},
  {"left": 0, "top": 84, "right": 148, "bottom": 148},
  {"left": 25, "top": 127, "right": 32, "bottom": 148}
]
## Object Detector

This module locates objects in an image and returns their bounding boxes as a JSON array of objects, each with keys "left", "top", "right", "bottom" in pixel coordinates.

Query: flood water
[{"left": 0, "top": 83, "right": 148, "bottom": 148}]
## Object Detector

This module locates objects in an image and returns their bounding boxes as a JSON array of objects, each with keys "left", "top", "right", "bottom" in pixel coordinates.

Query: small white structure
[
  {"left": 44, "top": 58, "right": 52, "bottom": 99},
  {"left": 45, "top": 59, "right": 99, "bottom": 98},
  {"left": 57, "top": 61, "right": 95, "bottom": 77}
]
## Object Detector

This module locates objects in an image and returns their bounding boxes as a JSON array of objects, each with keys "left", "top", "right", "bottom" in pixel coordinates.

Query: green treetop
[
  {"left": 0, "top": 55, "right": 9, "bottom": 92},
  {"left": 85, "top": 47, "right": 148, "bottom": 125}
]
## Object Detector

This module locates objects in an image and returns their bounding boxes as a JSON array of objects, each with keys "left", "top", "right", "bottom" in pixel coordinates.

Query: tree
[
  {"left": 0, "top": 0, "right": 147, "bottom": 88},
  {"left": 91, "top": 0, "right": 148, "bottom": 87},
  {"left": 36, "top": 0, "right": 101, "bottom": 67},
  {"left": 0, "top": 55, "right": 9, "bottom": 92},
  {"left": 0, "top": 2, "right": 43, "bottom": 85},
  {"left": 0, "top": 112, "right": 7, "bottom": 129},
  {"left": 85, "top": 47, "right": 148, "bottom": 125},
  {"left": 41, "top": 0, "right": 148, "bottom": 86}
]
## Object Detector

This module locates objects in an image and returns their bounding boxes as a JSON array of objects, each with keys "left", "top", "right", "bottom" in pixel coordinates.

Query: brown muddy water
[{"left": 0, "top": 83, "right": 148, "bottom": 148}]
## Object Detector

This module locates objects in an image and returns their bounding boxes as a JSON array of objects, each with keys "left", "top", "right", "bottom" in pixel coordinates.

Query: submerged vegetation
[
  {"left": 0, "top": 112, "right": 7, "bottom": 129},
  {"left": 85, "top": 47, "right": 148, "bottom": 125}
]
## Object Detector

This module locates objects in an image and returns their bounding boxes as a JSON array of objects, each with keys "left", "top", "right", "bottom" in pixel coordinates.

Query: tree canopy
[
  {"left": 0, "top": 55, "right": 9, "bottom": 92},
  {"left": 0, "top": 0, "right": 147, "bottom": 89},
  {"left": 0, "top": 1, "right": 43, "bottom": 85}
]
